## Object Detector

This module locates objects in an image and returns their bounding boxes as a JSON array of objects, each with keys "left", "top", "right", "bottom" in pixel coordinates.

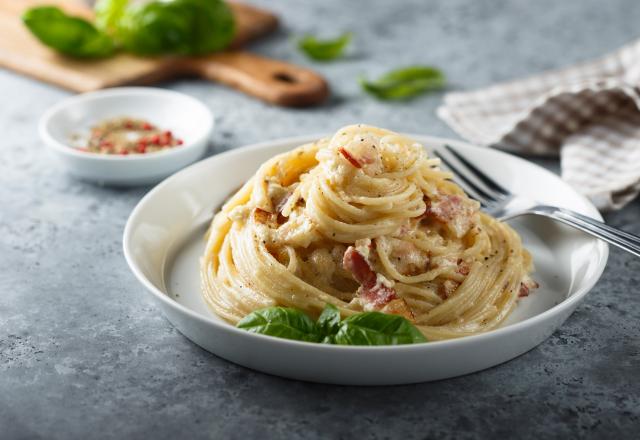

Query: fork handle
[{"left": 530, "top": 205, "right": 640, "bottom": 257}]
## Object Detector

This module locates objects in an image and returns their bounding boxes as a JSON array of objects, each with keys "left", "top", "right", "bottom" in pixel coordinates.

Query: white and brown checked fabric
[{"left": 438, "top": 39, "right": 640, "bottom": 210}]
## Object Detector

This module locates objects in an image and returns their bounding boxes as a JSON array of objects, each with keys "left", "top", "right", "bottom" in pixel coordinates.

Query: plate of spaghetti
[{"left": 123, "top": 125, "right": 608, "bottom": 385}]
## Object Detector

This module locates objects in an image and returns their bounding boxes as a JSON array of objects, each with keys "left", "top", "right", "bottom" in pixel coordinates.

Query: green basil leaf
[
  {"left": 298, "top": 32, "right": 351, "bottom": 61},
  {"left": 22, "top": 6, "right": 115, "bottom": 58},
  {"left": 94, "top": 0, "right": 129, "bottom": 33},
  {"left": 115, "top": 0, "right": 235, "bottom": 55},
  {"left": 237, "top": 307, "right": 321, "bottom": 342},
  {"left": 360, "top": 65, "right": 445, "bottom": 100},
  {"left": 316, "top": 304, "right": 341, "bottom": 337},
  {"left": 333, "top": 312, "right": 427, "bottom": 345}
]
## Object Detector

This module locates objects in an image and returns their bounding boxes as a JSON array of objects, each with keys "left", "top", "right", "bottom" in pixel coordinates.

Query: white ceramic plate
[
  {"left": 39, "top": 87, "right": 213, "bottom": 186},
  {"left": 123, "top": 135, "right": 608, "bottom": 385}
]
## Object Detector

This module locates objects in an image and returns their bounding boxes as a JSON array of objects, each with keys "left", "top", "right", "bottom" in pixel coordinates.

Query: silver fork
[{"left": 435, "top": 145, "right": 640, "bottom": 257}]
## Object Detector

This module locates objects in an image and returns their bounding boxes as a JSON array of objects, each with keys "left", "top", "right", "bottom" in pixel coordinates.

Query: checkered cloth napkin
[{"left": 437, "top": 39, "right": 640, "bottom": 210}]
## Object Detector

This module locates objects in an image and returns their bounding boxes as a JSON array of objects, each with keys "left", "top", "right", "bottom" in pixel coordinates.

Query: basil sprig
[
  {"left": 103, "top": 0, "right": 235, "bottom": 56},
  {"left": 237, "top": 304, "right": 427, "bottom": 346},
  {"left": 23, "top": 0, "right": 235, "bottom": 58},
  {"left": 298, "top": 32, "right": 352, "bottom": 61},
  {"left": 360, "top": 65, "right": 445, "bottom": 100},
  {"left": 22, "top": 6, "right": 115, "bottom": 58}
]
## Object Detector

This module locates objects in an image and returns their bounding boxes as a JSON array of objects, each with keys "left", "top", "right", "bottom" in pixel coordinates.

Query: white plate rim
[{"left": 123, "top": 134, "right": 609, "bottom": 354}]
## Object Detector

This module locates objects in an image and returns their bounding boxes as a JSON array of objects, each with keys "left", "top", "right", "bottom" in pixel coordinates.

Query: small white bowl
[{"left": 39, "top": 87, "right": 214, "bottom": 186}]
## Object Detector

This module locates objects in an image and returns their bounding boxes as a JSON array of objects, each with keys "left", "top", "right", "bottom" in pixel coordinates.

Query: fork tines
[{"left": 434, "top": 145, "right": 510, "bottom": 207}]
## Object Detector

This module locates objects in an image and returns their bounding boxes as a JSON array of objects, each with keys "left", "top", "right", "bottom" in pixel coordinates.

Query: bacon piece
[
  {"left": 253, "top": 207, "right": 274, "bottom": 225},
  {"left": 343, "top": 246, "right": 398, "bottom": 309},
  {"left": 422, "top": 194, "right": 477, "bottom": 237},
  {"left": 338, "top": 147, "right": 362, "bottom": 168},
  {"left": 518, "top": 278, "right": 539, "bottom": 297},
  {"left": 518, "top": 284, "right": 529, "bottom": 297},
  {"left": 360, "top": 279, "right": 397, "bottom": 309},
  {"left": 518, "top": 283, "right": 532, "bottom": 297},
  {"left": 424, "top": 194, "right": 463, "bottom": 222},
  {"left": 343, "top": 246, "right": 377, "bottom": 288},
  {"left": 457, "top": 259, "right": 470, "bottom": 276},
  {"left": 338, "top": 139, "right": 384, "bottom": 175}
]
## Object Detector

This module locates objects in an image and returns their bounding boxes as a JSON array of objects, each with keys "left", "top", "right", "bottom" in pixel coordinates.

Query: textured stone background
[{"left": 1, "top": 0, "right": 639, "bottom": 438}]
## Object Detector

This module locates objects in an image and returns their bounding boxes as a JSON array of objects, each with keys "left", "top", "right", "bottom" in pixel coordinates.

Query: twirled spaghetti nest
[{"left": 201, "top": 125, "right": 536, "bottom": 340}]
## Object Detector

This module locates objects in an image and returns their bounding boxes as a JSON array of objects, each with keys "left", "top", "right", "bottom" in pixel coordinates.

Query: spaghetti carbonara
[{"left": 201, "top": 125, "right": 537, "bottom": 340}]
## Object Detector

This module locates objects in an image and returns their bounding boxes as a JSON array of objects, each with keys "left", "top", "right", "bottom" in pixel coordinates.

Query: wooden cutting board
[{"left": 0, "top": 0, "right": 329, "bottom": 106}]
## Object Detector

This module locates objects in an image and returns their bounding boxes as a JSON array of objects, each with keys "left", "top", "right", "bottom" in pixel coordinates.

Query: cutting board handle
[{"left": 186, "top": 52, "right": 329, "bottom": 107}]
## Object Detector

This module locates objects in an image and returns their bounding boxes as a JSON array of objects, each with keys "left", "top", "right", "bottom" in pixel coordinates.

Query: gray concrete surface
[{"left": 1, "top": 0, "right": 639, "bottom": 438}]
